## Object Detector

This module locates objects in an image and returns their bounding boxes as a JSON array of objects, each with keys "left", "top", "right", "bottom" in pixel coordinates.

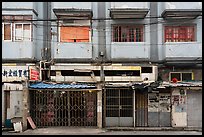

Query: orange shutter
[{"left": 60, "top": 26, "right": 89, "bottom": 42}]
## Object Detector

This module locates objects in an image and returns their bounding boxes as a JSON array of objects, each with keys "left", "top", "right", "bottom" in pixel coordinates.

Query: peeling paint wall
[
  {"left": 171, "top": 88, "right": 187, "bottom": 127},
  {"left": 148, "top": 91, "right": 171, "bottom": 127}
]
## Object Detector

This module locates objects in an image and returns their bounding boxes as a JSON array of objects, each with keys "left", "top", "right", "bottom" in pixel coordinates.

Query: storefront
[{"left": 29, "top": 82, "right": 101, "bottom": 127}]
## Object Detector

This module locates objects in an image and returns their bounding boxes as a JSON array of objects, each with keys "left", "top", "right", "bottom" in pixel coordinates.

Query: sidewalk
[
  {"left": 105, "top": 127, "right": 202, "bottom": 132},
  {"left": 2, "top": 126, "right": 202, "bottom": 135},
  {"left": 2, "top": 127, "right": 107, "bottom": 135}
]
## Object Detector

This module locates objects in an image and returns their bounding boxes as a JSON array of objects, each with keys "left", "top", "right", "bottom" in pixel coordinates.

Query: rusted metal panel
[{"left": 135, "top": 89, "right": 148, "bottom": 127}]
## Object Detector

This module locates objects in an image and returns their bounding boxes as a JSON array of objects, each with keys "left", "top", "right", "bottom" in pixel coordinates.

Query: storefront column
[
  {"left": 22, "top": 81, "right": 29, "bottom": 131},
  {"left": 97, "top": 84, "right": 102, "bottom": 128}
]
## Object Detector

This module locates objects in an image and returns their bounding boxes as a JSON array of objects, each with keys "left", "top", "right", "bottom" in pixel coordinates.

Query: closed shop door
[
  {"left": 187, "top": 90, "right": 202, "bottom": 127},
  {"left": 106, "top": 88, "right": 133, "bottom": 127},
  {"left": 30, "top": 90, "right": 97, "bottom": 127},
  {"left": 148, "top": 92, "right": 171, "bottom": 127},
  {"left": 135, "top": 89, "right": 148, "bottom": 127}
]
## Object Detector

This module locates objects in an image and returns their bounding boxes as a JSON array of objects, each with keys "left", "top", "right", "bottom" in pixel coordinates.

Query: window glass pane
[
  {"left": 170, "top": 73, "right": 181, "bottom": 81},
  {"left": 129, "top": 28, "right": 134, "bottom": 42},
  {"left": 165, "top": 26, "right": 195, "bottom": 42},
  {"left": 182, "top": 73, "right": 192, "bottom": 81},
  {"left": 23, "top": 24, "right": 31, "bottom": 41},
  {"left": 15, "top": 24, "right": 23, "bottom": 40},
  {"left": 4, "top": 24, "right": 11, "bottom": 40}
]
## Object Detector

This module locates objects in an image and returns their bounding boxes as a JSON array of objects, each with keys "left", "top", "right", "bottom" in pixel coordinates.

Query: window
[
  {"left": 2, "top": 15, "right": 32, "bottom": 42},
  {"left": 2, "top": 23, "right": 12, "bottom": 41},
  {"left": 60, "top": 26, "right": 90, "bottom": 42},
  {"left": 112, "top": 25, "right": 144, "bottom": 42},
  {"left": 165, "top": 26, "right": 195, "bottom": 42},
  {"left": 169, "top": 72, "right": 193, "bottom": 82},
  {"left": 15, "top": 23, "right": 31, "bottom": 41}
]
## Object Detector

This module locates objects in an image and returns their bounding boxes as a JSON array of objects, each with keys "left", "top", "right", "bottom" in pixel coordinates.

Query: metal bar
[
  {"left": 133, "top": 89, "right": 135, "bottom": 127},
  {"left": 68, "top": 91, "right": 70, "bottom": 126}
]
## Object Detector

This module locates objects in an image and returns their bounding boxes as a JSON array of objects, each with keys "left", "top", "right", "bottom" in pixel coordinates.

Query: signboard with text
[
  {"left": 29, "top": 66, "right": 40, "bottom": 81},
  {"left": 2, "top": 66, "right": 29, "bottom": 82}
]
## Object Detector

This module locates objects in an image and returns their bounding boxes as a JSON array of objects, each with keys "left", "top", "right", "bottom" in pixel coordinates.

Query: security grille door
[
  {"left": 30, "top": 90, "right": 97, "bottom": 127},
  {"left": 106, "top": 88, "right": 133, "bottom": 127},
  {"left": 135, "top": 90, "right": 148, "bottom": 127}
]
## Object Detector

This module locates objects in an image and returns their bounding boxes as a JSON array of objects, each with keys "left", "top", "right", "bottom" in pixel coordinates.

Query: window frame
[
  {"left": 169, "top": 72, "right": 194, "bottom": 82},
  {"left": 164, "top": 25, "right": 195, "bottom": 42},
  {"left": 59, "top": 25, "right": 91, "bottom": 43},
  {"left": 14, "top": 23, "right": 32, "bottom": 42},
  {"left": 112, "top": 25, "right": 144, "bottom": 42},
  {"left": 2, "top": 22, "right": 12, "bottom": 41}
]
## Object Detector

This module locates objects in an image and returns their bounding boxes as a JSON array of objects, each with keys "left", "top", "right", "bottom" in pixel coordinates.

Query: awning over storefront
[
  {"left": 157, "top": 81, "right": 202, "bottom": 89},
  {"left": 29, "top": 82, "right": 96, "bottom": 90}
]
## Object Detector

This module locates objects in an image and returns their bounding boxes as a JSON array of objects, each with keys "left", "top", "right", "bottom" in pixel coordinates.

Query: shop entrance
[
  {"left": 105, "top": 88, "right": 133, "bottom": 127},
  {"left": 30, "top": 90, "right": 97, "bottom": 127}
]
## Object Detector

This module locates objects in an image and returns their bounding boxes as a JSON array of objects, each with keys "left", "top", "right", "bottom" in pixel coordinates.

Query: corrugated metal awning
[
  {"left": 159, "top": 81, "right": 202, "bottom": 88},
  {"left": 29, "top": 82, "right": 96, "bottom": 89}
]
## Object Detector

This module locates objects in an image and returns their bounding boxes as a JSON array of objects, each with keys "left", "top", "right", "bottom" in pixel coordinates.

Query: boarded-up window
[
  {"left": 60, "top": 26, "right": 89, "bottom": 42},
  {"left": 4, "top": 24, "right": 11, "bottom": 40}
]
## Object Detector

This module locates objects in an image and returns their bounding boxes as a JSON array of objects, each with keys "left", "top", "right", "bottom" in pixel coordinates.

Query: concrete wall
[
  {"left": 2, "top": 2, "right": 202, "bottom": 63},
  {"left": 2, "top": 42, "right": 35, "bottom": 60},
  {"left": 54, "top": 43, "right": 93, "bottom": 59},
  {"left": 187, "top": 90, "right": 202, "bottom": 127},
  {"left": 163, "top": 2, "right": 202, "bottom": 10},
  {"left": 2, "top": 2, "right": 37, "bottom": 11},
  {"left": 110, "top": 2, "right": 149, "bottom": 9},
  {"left": 157, "top": 2, "right": 202, "bottom": 62},
  {"left": 2, "top": 2, "right": 43, "bottom": 61},
  {"left": 53, "top": 2, "right": 91, "bottom": 9},
  {"left": 10, "top": 91, "right": 23, "bottom": 118}
]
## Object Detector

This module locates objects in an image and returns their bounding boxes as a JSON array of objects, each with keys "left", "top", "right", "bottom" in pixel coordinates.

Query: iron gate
[
  {"left": 105, "top": 88, "right": 133, "bottom": 127},
  {"left": 30, "top": 90, "right": 97, "bottom": 127}
]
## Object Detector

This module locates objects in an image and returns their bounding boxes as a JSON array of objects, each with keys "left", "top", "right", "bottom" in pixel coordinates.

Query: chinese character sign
[{"left": 2, "top": 66, "right": 29, "bottom": 82}]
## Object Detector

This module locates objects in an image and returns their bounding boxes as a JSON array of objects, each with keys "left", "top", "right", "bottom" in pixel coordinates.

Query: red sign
[{"left": 29, "top": 67, "right": 40, "bottom": 80}]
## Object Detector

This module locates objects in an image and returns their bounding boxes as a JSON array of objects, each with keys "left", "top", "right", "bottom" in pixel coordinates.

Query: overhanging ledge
[
  {"left": 53, "top": 8, "right": 92, "bottom": 20},
  {"left": 110, "top": 8, "right": 149, "bottom": 19},
  {"left": 161, "top": 9, "right": 202, "bottom": 19}
]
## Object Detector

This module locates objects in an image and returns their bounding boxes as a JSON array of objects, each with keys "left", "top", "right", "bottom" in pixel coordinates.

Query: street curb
[{"left": 105, "top": 127, "right": 202, "bottom": 132}]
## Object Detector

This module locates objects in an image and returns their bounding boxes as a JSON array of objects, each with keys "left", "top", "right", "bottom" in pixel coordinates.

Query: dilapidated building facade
[{"left": 2, "top": 2, "right": 202, "bottom": 130}]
